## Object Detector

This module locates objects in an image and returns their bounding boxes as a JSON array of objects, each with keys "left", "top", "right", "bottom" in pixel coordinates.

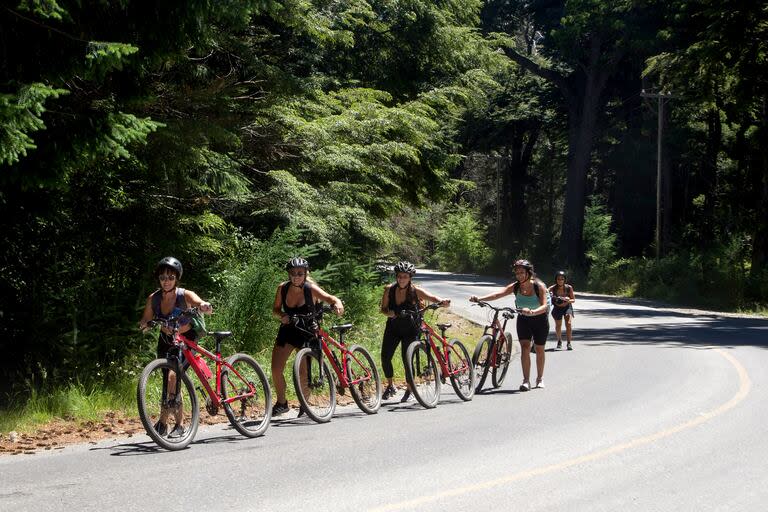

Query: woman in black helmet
[
  {"left": 548, "top": 270, "right": 575, "bottom": 350},
  {"left": 379, "top": 261, "right": 450, "bottom": 401},
  {"left": 139, "top": 256, "right": 213, "bottom": 353},
  {"left": 469, "top": 259, "right": 549, "bottom": 391},
  {"left": 138, "top": 257, "right": 212, "bottom": 436},
  {"left": 270, "top": 257, "right": 344, "bottom": 416}
]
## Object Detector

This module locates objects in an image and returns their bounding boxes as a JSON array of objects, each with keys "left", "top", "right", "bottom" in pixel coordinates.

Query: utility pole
[{"left": 641, "top": 89, "right": 674, "bottom": 259}]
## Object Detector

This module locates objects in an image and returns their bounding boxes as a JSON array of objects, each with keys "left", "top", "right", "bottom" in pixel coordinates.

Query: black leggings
[{"left": 381, "top": 319, "right": 420, "bottom": 379}]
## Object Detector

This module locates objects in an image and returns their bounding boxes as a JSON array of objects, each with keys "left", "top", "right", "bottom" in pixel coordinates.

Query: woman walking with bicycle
[
  {"left": 469, "top": 259, "right": 549, "bottom": 391},
  {"left": 549, "top": 270, "right": 576, "bottom": 350},
  {"left": 138, "top": 257, "right": 212, "bottom": 436},
  {"left": 379, "top": 261, "right": 450, "bottom": 401},
  {"left": 271, "top": 257, "right": 344, "bottom": 416}
]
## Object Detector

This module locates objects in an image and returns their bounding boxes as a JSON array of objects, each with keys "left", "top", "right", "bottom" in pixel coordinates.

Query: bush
[{"left": 434, "top": 205, "right": 491, "bottom": 273}]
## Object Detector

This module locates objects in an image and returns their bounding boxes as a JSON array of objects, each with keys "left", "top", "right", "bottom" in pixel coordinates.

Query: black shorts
[
  {"left": 516, "top": 314, "right": 549, "bottom": 345},
  {"left": 156, "top": 333, "right": 190, "bottom": 370},
  {"left": 275, "top": 324, "right": 315, "bottom": 349},
  {"left": 551, "top": 305, "right": 574, "bottom": 320}
]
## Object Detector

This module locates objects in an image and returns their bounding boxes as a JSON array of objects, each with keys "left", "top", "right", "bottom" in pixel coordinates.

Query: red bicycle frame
[
  {"left": 419, "top": 320, "right": 470, "bottom": 378},
  {"left": 173, "top": 331, "right": 256, "bottom": 409}
]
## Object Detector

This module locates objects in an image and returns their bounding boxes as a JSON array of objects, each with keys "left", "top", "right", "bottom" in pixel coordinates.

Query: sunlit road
[{"left": 2, "top": 270, "right": 767, "bottom": 511}]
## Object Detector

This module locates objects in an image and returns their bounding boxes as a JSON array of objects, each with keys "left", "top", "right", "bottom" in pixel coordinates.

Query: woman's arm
[
  {"left": 272, "top": 284, "right": 289, "bottom": 324},
  {"left": 568, "top": 285, "right": 575, "bottom": 303},
  {"left": 311, "top": 284, "right": 345, "bottom": 316},
  {"left": 526, "top": 281, "right": 549, "bottom": 316},
  {"left": 414, "top": 286, "right": 450, "bottom": 307},
  {"left": 469, "top": 283, "right": 515, "bottom": 303},
  {"left": 184, "top": 289, "right": 212, "bottom": 314},
  {"left": 380, "top": 285, "right": 395, "bottom": 318},
  {"left": 138, "top": 296, "right": 154, "bottom": 331}
]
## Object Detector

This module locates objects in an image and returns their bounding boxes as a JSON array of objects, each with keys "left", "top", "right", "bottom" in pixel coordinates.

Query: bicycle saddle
[
  {"left": 436, "top": 323, "right": 452, "bottom": 330},
  {"left": 211, "top": 331, "right": 233, "bottom": 340},
  {"left": 331, "top": 323, "right": 354, "bottom": 333}
]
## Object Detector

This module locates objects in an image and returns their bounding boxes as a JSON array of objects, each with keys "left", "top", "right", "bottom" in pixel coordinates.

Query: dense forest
[{"left": 1, "top": 1, "right": 766, "bottom": 407}]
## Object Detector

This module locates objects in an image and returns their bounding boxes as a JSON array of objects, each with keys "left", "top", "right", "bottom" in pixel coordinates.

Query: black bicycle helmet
[
  {"left": 513, "top": 259, "right": 533, "bottom": 273},
  {"left": 285, "top": 257, "right": 309, "bottom": 271},
  {"left": 555, "top": 270, "right": 567, "bottom": 280},
  {"left": 156, "top": 256, "right": 183, "bottom": 279},
  {"left": 393, "top": 261, "right": 416, "bottom": 275}
]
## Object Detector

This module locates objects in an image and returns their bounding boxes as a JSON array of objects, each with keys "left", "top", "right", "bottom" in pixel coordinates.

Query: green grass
[{"left": 0, "top": 379, "right": 136, "bottom": 434}]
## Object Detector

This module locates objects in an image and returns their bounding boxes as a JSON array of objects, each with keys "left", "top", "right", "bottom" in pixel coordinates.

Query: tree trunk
[
  {"left": 558, "top": 88, "right": 601, "bottom": 269},
  {"left": 750, "top": 98, "right": 768, "bottom": 282}
]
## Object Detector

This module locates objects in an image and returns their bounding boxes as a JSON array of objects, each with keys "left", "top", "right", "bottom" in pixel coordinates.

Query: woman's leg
[
  {"left": 554, "top": 317, "right": 563, "bottom": 342},
  {"left": 535, "top": 343, "right": 545, "bottom": 383},
  {"left": 271, "top": 343, "right": 295, "bottom": 404},
  {"left": 564, "top": 314, "right": 573, "bottom": 343},
  {"left": 520, "top": 339, "right": 532, "bottom": 384}
]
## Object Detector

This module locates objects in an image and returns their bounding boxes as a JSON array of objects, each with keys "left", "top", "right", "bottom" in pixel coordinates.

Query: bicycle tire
[
  {"left": 346, "top": 345, "right": 382, "bottom": 414},
  {"left": 472, "top": 335, "right": 493, "bottom": 393},
  {"left": 221, "top": 353, "right": 272, "bottom": 438},
  {"left": 447, "top": 340, "right": 474, "bottom": 401},
  {"left": 137, "top": 358, "right": 199, "bottom": 451},
  {"left": 404, "top": 341, "right": 440, "bottom": 409},
  {"left": 492, "top": 332, "right": 513, "bottom": 388},
  {"left": 292, "top": 347, "right": 336, "bottom": 423}
]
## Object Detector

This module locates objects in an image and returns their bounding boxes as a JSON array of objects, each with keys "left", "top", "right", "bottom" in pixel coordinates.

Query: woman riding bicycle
[
  {"left": 549, "top": 270, "right": 576, "bottom": 350},
  {"left": 379, "top": 261, "right": 450, "bottom": 401},
  {"left": 469, "top": 259, "right": 549, "bottom": 391},
  {"left": 138, "top": 256, "right": 213, "bottom": 436},
  {"left": 271, "top": 257, "right": 344, "bottom": 416}
]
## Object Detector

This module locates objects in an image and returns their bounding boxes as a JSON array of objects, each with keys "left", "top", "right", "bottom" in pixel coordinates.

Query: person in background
[{"left": 549, "top": 270, "right": 576, "bottom": 350}]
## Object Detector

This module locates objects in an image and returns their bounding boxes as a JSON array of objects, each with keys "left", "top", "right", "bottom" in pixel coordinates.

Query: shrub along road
[{"left": 1, "top": 270, "right": 766, "bottom": 511}]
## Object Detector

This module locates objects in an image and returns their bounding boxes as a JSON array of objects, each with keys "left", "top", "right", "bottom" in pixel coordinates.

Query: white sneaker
[
  {"left": 535, "top": 380, "right": 545, "bottom": 389},
  {"left": 519, "top": 381, "right": 531, "bottom": 392}
]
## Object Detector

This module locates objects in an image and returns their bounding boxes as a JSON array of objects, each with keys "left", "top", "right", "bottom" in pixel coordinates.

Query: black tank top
[
  {"left": 387, "top": 283, "right": 418, "bottom": 315},
  {"left": 281, "top": 282, "right": 315, "bottom": 315}
]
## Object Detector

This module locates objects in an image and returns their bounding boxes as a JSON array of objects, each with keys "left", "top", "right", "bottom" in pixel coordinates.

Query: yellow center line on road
[{"left": 370, "top": 348, "right": 752, "bottom": 512}]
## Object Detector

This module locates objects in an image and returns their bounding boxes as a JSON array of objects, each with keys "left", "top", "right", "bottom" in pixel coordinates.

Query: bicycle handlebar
[
  {"left": 471, "top": 301, "right": 518, "bottom": 314},
  {"left": 146, "top": 307, "right": 201, "bottom": 330}
]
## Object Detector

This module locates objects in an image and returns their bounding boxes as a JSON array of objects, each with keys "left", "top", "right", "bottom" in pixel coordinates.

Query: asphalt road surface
[{"left": 2, "top": 270, "right": 767, "bottom": 511}]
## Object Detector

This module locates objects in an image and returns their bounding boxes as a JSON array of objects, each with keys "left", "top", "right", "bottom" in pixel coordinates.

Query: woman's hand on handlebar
[
  {"left": 198, "top": 301, "right": 213, "bottom": 314},
  {"left": 438, "top": 298, "right": 450, "bottom": 307},
  {"left": 469, "top": 295, "right": 478, "bottom": 303}
]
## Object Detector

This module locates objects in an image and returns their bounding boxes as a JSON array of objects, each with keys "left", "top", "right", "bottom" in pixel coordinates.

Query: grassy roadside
[{"left": 0, "top": 308, "right": 486, "bottom": 448}]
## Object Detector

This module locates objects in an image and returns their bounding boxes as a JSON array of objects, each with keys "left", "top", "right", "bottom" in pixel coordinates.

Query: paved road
[{"left": 2, "top": 270, "right": 767, "bottom": 511}]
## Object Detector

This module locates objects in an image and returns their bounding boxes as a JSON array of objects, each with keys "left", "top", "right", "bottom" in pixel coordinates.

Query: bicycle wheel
[
  {"left": 472, "top": 335, "right": 493, "bottom": 393},
  {"left": 404, "top": 341, "right": 440, "bottom": 409},
  {"left": 447, "top": 340, "right": 474, "bottom": 401},
  {"left": 492, "top": 332, "right": 513, "bottom": 388},
  {"left": 346, "top": 345, "right": 382, "bottom": 414},
  {"left": 137, "top": 358, "right": 199, "bottom": 451},
  {"left": 221, "top": 353, "right": 272, "bottom": 438},
  {"left": 292, "top": 347, "right": 336, "bottom": 423}
]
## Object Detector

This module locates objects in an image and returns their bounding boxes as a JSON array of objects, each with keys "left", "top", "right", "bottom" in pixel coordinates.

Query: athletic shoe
[
  {"left": 567, "top": 342, "right": 573, "bottom": 351},
  {"left": 153, "top": 420, "right": 168, "bottom": 436},
  {"left": 519, "top": 381, "right": 531, "bottom": 392},
  {"left": 382, "top": 384, "right": 396, "bottom": 400},
  {"left": 272, "top": 401, "right": 289, "bottom": 416},
  {"left": 400, "top": 390, "right": 413, "bottom": 403},
  {"left": 535, "top": 380, "right": 545, "bottom": 389},
  {"left": 556, "top": 340, "right": 562, "bottom": 350},
  {"left": 168, "top": 424, "right": 185, "bottom": 438}
]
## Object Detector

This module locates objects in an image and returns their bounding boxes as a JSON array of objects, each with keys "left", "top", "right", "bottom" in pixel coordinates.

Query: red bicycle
[
  {"left": 402, "top": 303, "right": 475, "bottom": 409},
  {"left": 471, "top": 301, "right": 516, "bottom": 392},
  {"left": 290, "top": 305, "right": 382, "bottom": 423},
  {"left": 137, "top": 308, "right": 272, "bottom": 450}
]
